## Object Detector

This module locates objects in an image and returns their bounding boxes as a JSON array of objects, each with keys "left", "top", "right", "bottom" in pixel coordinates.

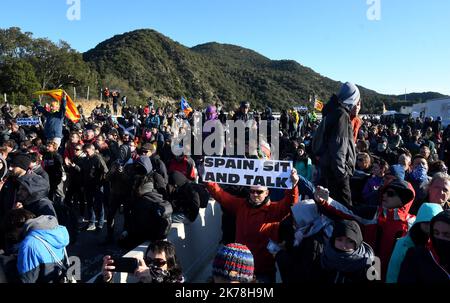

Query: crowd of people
[{"left": 0, "top": 82, "right": 448, "bottom": 284}]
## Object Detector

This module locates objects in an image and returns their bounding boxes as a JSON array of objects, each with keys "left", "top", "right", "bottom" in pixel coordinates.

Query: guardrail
[{"left": 88, "top": 200, "right": 223, "bottom": 283}]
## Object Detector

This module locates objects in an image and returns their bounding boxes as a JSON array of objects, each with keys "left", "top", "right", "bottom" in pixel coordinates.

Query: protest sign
[
  {"left": 203, "top": 156, "right": 293, "bottom": 189},
  {"left": 16, "top": 117, "right": 40, "bottom": 126}
]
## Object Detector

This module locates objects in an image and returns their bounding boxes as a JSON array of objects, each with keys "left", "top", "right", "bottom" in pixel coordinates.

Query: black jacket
[
  {"left": 64, "top": 155, "right": 84, "bottom": 187},
  {"left": 320, "top": 95, "right": 356, "bottom": 178},
  {"left": 43, "top": 152, "right": 64, "bottom": 187},
  {"left": 398, "top": 246, "right": 450, "bottom": 283},
  {"left": 151, "top": 155, "right": 168, "bottom": 185},
  {"left": 129, "top": 177, "right": 173, "bottom": 245},
  {"left": 32, "top": 165, "right": 50, "bottom": 185},
  {"left": 168, "top": 171, "right": 202, "bottom": 222},
  {"left": 276, "top": 215, "right": 325, "bottom": 283},
  {"left": 81, "top": 154, "right": 108, "bottom": 187}
]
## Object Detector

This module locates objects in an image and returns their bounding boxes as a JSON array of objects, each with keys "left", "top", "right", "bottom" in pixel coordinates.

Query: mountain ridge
[{"left": 83, "top": 29, "right": 448, "bottom": 112}]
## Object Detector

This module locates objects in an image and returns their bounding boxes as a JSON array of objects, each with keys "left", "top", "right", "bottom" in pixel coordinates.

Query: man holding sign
[{"left": 204, "top": 158, "right": 299, "bottom": 283}]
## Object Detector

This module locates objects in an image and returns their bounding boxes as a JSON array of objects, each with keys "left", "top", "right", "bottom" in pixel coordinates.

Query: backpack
[
  {"left": 311, "top": 116, "right": 327, "bottom": 157},
  {"left": 131, "top": 192, "right": 173, "bottom": 242}
]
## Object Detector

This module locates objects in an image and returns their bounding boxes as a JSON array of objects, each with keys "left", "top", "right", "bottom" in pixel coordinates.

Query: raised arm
[
  {"left": 59, "top": 92, "right": 67, "bottom": 117},
  {"left": 272, "top": 168, "right": 300, "bottom": 216},
  {"left": 205, "top": 182, "right": 243, "bottom": 215}
]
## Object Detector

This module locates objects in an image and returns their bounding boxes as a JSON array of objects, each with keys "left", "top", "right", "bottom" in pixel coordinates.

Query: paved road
[{"left": 67, "top": 215, "right": 127, "bottom": 282}]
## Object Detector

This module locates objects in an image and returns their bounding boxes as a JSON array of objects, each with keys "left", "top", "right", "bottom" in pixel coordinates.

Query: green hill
[{"left": 84, "top": 29, "right": 396, "bottom": 112}]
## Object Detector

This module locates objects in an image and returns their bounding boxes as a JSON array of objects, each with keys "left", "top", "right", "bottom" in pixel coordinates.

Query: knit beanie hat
[
  {"left": 11, "top": 153, "right": 32, "bottom": 171},
  {"left": 212, "top": 243, "right": 254, "bottom": 283},
  {"left": 338, "top": 82, "right": 360, "bottom": 108}
]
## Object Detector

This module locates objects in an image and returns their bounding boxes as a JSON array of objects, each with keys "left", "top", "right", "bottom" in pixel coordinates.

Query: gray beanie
[{"left": 338, "top": 82, "right": 360, "bottom": 108}]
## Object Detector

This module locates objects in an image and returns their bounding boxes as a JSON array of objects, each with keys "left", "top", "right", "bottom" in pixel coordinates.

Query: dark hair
[
  {"left": 420, "top": 143, "right": 430, "bottom": 149},
  {"left": 373, "top": 158, "right": 389, "bottom": 172},
  {"left": 28, "top": 152, "right": 39, "bottom": 163},
  {"left": 429, "top": 161, "right": 448, "bottom": 175},
  {"left": 3, "top": 140, "right": 15, "bottom": 149},
  {"left": 83, "top": 143, "right": 94, "bottom": 150},
  {"left": 412, "top": 154, "right": 427, "bottom": 163},
  {"left": 2, "top": 209, "right": 36, "bottom": 244},
  {"left": 145, "top": 240, "right": 182, "bottom": 277}
]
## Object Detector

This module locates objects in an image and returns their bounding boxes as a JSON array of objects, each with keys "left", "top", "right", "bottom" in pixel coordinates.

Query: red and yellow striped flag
[
  {"left": 33, "top": 89, "right": 80, "bottom": 122},
  {"left": 314, "top": 99, "right": 324, "bottom": 112}
]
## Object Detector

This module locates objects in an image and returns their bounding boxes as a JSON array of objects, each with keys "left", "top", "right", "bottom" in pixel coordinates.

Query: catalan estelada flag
[
  {"left": 33, "top": 89, "right": 81, "bottom": 122},
  {"left": 181, "top": 97, "right": 193, "bottom": 117},
  {"left": 314, "top": 99, "right": 324, "bottom": 112}
]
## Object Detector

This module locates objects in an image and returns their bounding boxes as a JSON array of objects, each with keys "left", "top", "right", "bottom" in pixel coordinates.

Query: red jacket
[
  {"left": 168, "top": 156, "right": 196, "bottom": 181},
  {"left": 351, "top": 116, "right": 362, "bottom": 143},
  {"left": 206, "top": 182, "right": 299, "bottom": 275}
]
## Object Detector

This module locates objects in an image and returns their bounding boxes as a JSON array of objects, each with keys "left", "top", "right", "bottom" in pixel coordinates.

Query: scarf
[
  {"left": 321, "top": 241, "right": 374, "bottom": 273},
  {"left": 410, "top": 166, "right": 428, "bottom": 183}
]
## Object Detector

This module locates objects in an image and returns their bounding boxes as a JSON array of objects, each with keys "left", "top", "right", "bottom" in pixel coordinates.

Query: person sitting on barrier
[
  {"left": 211, "top": 243, "right": 255, "bottom": 283},
  {"left": 101, "top": 240, "right": 184, "bottom": 283},
  {"left": 205, "top": 169, "right": 299, "bottom": 283}
]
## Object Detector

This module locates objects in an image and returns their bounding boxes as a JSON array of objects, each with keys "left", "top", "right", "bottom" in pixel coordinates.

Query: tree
[{"left": 0, "top": 59, "right": 40, "bottom": 105}]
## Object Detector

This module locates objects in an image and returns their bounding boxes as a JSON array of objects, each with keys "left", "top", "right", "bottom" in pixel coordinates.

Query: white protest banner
[
  {"left": 16, "top": 117, "right": 40, "bottom": 126},
  {"left": 203, "top": 156, "right": 293, "bottom": 189}
]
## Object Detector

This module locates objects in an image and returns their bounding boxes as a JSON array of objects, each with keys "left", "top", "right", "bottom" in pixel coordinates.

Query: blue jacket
[
  {"left": 35, "top": 97, "right": 66, "bottom": 139},
  {"left": 386, "top": 203, "right": 443, "bottom": 283},
  {"left": 17, "top": 215, "right": 70, "bottom": 283},
  {"left": 145, "top": 115, "right": 160, "bottom": 129}
]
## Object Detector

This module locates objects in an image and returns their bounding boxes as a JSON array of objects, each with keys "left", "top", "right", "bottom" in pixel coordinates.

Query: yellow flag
[
  {"left": 314, "top": 100, "right": 324, "bottom": 112},
  {"left": 33, "top": 89, "right": 80, "bottom": 122}
]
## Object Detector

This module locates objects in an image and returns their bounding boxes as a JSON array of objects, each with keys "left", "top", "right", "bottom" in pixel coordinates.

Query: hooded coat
[
  {"left": 320, "top": 220, "right": 375, "bottom": 283},
  {"left": 17, "top": 215, "right": 70, "bottom": 283},
  {"left": 17, "top": 174, "right": 56, "bottom": 218},
  {"left": 386, "top": 203, "right": 443, "bottom": 283},
  {"left": 398, "top": 210, "right": 450, "bottom": 283},
  {"left": 128, "top": 166, "right": 173, "bottom": 245},
  {"left": 320, "top": 95, "right": 356, "bottom": 179}
]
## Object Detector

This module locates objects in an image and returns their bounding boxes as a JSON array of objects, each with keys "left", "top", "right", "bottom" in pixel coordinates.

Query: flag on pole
[
  {"left": 181, "top": 97, "right": 193, "bottom": 117},
  {"left": 314, "top": 99, "right": 324, "bottom": 112},
  {"left": 33, "top": 89, "right": 80, "bottom": 122}
]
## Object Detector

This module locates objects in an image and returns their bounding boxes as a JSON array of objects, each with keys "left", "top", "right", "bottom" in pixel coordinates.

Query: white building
[{"left": 410, "top": 98, "right": 450, "bottom": 126}]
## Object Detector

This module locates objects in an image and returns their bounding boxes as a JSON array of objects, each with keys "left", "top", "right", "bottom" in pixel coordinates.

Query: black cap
[
  {"left": 384, "top": 178, "right": 415, "bottom": 205},
  {"left": 11, "top": 154, "right": 32, "bottom": 171}
]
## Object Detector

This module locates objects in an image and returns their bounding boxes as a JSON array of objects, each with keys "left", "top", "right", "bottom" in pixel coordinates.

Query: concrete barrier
[{"left": 88, "top": 200, "right": 223, "bottom": 283}]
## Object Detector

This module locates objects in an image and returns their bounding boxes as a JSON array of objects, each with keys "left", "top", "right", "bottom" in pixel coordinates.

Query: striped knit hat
[{"left": 212, "top": 243, "right": 254, "bottom": 283}]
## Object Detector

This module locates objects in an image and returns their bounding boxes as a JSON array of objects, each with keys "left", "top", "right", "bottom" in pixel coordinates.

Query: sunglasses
[
  {"left": 385, "top": 189, "right": 398, "bottom": 198},
  {"left": 75, "top": 149, "right": 82, "bottom": 151},
  {"left": 145, "top": 257, "right": 167, "bottom": 268},
  {"left": 250, "top": 189, "right": 265, "bottom": 195}
]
